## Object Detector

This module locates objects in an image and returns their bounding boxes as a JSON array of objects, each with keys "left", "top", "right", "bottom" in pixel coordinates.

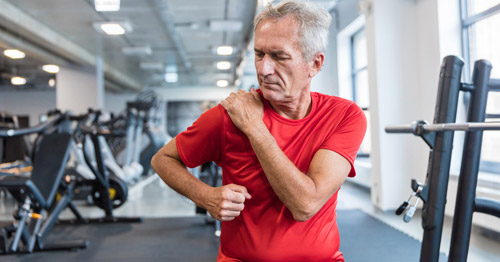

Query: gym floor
[{"left": 1, "top": 176, "right": 499, "bottom": 261}]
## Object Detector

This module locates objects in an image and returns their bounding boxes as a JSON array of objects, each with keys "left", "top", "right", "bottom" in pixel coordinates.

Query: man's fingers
[
  {"left": 221, "top": 201, "right": 245, "bottom": 211},
  {"left": 228, "top": 184, "right": 252, "bottom": 200}
]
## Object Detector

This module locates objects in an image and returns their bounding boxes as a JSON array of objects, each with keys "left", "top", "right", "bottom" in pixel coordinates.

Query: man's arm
[
  {"left": 220, "top": 89, "right": 351, "bottom": 221},
  {"left": 151, "top": 138, "right": 251, "bottom": 221},
  {"left": 246, "top": 126, "right": 350, "bottom": 221}
]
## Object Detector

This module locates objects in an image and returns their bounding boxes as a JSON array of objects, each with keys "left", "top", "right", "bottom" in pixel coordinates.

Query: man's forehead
[
  {"left": 256, "top": 15, "right": 298, "bottom": 32},
  {"left": 254, "top": 17, "right": 300, "bottom": 50}
]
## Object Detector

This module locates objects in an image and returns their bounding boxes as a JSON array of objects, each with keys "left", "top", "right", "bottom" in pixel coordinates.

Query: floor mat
[{"left": 0, "top": 210, "right": 446, "bottom": 261}]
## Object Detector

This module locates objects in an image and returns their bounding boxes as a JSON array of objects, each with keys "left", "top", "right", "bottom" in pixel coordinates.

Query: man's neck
[{"left": 268, "top": 91, "right": 312, "bottom": 120}]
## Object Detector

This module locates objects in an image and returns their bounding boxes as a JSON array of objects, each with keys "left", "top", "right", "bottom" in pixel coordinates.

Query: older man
[{"left": 152, "top": 1, "right": 367, "bottom": 261}]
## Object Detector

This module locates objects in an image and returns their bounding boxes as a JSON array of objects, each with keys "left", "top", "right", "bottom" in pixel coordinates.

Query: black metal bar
[
  {"left": 449, "top": 60, "right": 492, "bottom": 262},
  {"left": 90, "top": 134, "right": 114, "bottom": 218},
  {"left": 37, "top": 189, "right": 74, "bottom": 245},
  {"left": 475, "top": 197, "right": 500, "bottom": 218},
  {"left": 490, "top": 78, "right": 500, "bottom": 91},
  {"left": 420, "top": 56, "right": 464, "bottom": 262}
]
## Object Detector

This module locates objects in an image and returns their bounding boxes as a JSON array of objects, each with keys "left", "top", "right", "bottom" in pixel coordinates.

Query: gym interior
[{"left": 0, "top": 0, "right": 499, "bottom": 261}]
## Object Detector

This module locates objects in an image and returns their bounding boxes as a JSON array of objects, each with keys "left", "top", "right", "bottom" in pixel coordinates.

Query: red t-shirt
[{"left": 176, "top": 91, "right": 367, "bottom": 262}]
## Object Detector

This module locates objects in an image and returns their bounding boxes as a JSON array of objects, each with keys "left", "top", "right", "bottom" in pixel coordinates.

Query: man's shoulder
[{"left": 312, "top": 92, "right": 359, "bottom": 112}]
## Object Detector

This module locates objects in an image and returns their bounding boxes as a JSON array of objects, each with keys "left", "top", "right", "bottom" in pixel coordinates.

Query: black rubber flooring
[{"left": 0, "top": 210, "right": 446, "bottom": 261}]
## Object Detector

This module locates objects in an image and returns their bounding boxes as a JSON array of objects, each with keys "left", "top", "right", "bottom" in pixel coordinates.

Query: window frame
[
  {"left": 460, "top": 1, "right": 500, "bottom": 174},
  {"left": 350, "top": 27, "right": 370, "bottom": 158}
]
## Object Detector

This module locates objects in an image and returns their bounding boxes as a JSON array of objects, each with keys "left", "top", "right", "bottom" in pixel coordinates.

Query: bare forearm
[
  {"left": 151, "top": 153, "right": 211, "bottom": 208},
  {"left": 151, "top": 139, "right": 251, "bottom": 221}
]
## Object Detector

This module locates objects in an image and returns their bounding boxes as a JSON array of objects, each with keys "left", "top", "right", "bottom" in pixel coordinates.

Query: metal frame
[{"left": 385, "top": 56, "right": 500, "bottom": 262}]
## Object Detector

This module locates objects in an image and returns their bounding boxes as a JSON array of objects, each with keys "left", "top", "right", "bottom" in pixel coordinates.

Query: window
[
  {"left": 461, "top": 0, "right": 500, "bottom": 173},
  {"left": 351, "top": 28, "right": 371, "bottom": 157}
]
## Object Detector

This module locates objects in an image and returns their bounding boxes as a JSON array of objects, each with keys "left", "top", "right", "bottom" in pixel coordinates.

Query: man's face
[{"left": 254, "top": 16, "right": 315, "bottom": 104}]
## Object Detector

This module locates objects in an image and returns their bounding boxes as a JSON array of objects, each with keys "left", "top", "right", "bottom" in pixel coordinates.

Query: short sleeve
[
  {"left": 320, "top": 103, "right": 367, "bottom": 177},
  {"left": 175, "top": 105, "right": 225, "bottom": 168}
]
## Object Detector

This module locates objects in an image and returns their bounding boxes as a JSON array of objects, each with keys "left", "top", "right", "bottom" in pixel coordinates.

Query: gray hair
[{"left": 254, "top": 0, "right": 332, "bottom": 61}]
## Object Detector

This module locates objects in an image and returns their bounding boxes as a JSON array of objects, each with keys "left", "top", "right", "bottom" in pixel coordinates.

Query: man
[{"left": 151, "top": 1, "right": 367, "bottom": 261}]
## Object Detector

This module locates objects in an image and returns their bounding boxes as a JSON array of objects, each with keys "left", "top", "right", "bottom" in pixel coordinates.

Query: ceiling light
[
  {"left": 42, "top": 64, "right": 60, "bottom": 74},
  {"left": 100, "top": 24, "right": 125, "bottom": 35},
  {"left": 164, "top": 73, "right": 178, "bottom": 83},
  {"left": 94, "top": 0, "right": 120, "bottom": 12},
  {"left": 209, "top": 20, "right": 243, "bottom": 32},
  {"left": 11, "top": 76, "right": 26, "bottom": 85},
  {"left": 217, "top": 61, "right": 231, "bottom": 70},
  {"left": 93, "top": 21, "right": 132, "bottom": 35},
  {"left": 48, "top": 78, "right": 56, "bottom": 87},
  {"left": 122, "top": 46, "right": 152, "bottom": 56},
  {"left": 217, "top": 80, "right": 229, "bottom": 87},
  {"left": 4, "top": 49, "right": 25, "bottom": 59},
  {"left": 217, "top": 46, "right": 234, "bottom": 56}
]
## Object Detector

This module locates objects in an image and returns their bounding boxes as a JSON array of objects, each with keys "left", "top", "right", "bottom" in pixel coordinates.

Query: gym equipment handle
[{"left": 0, "top": 114, "right": 64, "bottom": 137}]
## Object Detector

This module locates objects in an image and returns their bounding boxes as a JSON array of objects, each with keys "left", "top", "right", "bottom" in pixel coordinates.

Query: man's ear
[{"left": 309, "top": 52, "right": 325, "bottom": 78}]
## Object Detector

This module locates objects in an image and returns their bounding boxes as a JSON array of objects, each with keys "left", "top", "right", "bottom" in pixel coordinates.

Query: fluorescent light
[
  {"left": 93, "top": 21, "right": 132, "bottom": 35},
  {"left": 217, "top": 61, "right": 231, "bottom": 70},
  {"left": 95, "top": 0, "right": 120, "bottom": 12},
  {"left": 101, "top": 23, "right": 125, "bottom": 35},
  {"left": 4, "top": 49, "right": 25, "bottom": 59},
  {"left": 217, "top": 80, "right": 229, "bottom": 87},
  {"left": 42, "top": 64, "right": 60, "bottom": 74},
  {"left": 164, "top": 73, "right": 178, "bottom": 83},
  {"left": 209, "top": 20, "right": 243, "bottom": 32},
  {"left": 217, "top": 46, "right": 234, "bottom": 56},
  {"left": 11, "top": 76, "right": 26, "bottom": 85}
]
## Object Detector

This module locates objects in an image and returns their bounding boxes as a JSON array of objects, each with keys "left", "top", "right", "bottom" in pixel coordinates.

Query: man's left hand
[{"left": 220, "top": 88, "right": 265, "bottom": 134}]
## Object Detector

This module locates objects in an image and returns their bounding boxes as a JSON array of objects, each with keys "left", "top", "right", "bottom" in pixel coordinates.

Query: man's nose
[{"left": 257, "top": 55, "right": 275, "bottom": 76}]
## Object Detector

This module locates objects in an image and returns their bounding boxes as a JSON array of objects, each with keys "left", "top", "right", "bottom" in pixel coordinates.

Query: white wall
[
  {"left": 364, "top": 0, "right": 441, "bottom": 210},
  {"left": 0, "top": 89, "right": 56, "bottom": 125},
  {"left": 56, "top": 66, "right": 104, "bottom": 114}
]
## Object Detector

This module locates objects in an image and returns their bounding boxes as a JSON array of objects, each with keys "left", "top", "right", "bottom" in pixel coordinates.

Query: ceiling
[{"left": 0, "top": 0, "right": 337, "bottom": 92}]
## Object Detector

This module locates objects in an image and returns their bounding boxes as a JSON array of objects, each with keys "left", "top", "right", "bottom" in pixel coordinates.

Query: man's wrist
[{"left": 245, "top": 122, "right": 272, "bottom": 144}]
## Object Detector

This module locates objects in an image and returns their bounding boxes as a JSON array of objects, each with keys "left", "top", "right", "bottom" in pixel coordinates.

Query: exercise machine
[
  {"left": 0, "top": 113, "right": 88, "bottom": 254},
  {"left": 386, "top": 56, "right": 500, "bottom": 262}
]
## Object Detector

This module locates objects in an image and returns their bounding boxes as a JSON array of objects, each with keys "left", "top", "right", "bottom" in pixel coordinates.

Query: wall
[
  {"left": 0, "top": 89, "right": 56, "bottom": 125},
  {"left": 56, "top": 66, "right": 104, "bottom": 114},
  {"left": 311, "top": 0, "right": 361, "bottom": 96},
  {"left": 363, "top": 0, "right": 441, "bottom": 210}
]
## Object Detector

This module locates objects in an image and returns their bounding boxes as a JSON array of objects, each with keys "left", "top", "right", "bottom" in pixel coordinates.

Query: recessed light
[
  {"left": 217, "top": 46, "right": 234, "bottom": 56},
  {"left": 94, "top": 0, "right": 120, "bottom": 12},
  {"left": 4, "top": 49, "right": 25, "bottom": 59},
  {"left": 48, "top": 78, "right": 56, "bottom": 87},
  {"left": 164, "top": 73, "right": 178, "bottom": 83},
  {"left": 42, "top": 64, "right": 60, "bottom": 74},
  {"left": 11, "top": 76, "right": 27, "bottom": 85},
  {"left": 93, "top": 21, "right": 132, "bottom": 35},
  {"left": 217, "top": 61, "right": 231, "bottom": 70},
  {"left": 217, "top": 80, "right": 229, "bottom": 87}
]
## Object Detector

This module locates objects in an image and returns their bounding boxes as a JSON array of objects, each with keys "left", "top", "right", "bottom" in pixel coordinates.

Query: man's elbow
[
  {"left": 291, "top": 204, "right": 318, "bottom": 222},
  {"left": 151, "top": 151, "right": 168, "bottom": 173}
]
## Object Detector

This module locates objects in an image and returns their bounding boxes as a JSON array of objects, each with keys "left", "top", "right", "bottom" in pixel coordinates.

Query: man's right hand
[{"left": 203, "top": 184, "right": 252, "bottom": 221}]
